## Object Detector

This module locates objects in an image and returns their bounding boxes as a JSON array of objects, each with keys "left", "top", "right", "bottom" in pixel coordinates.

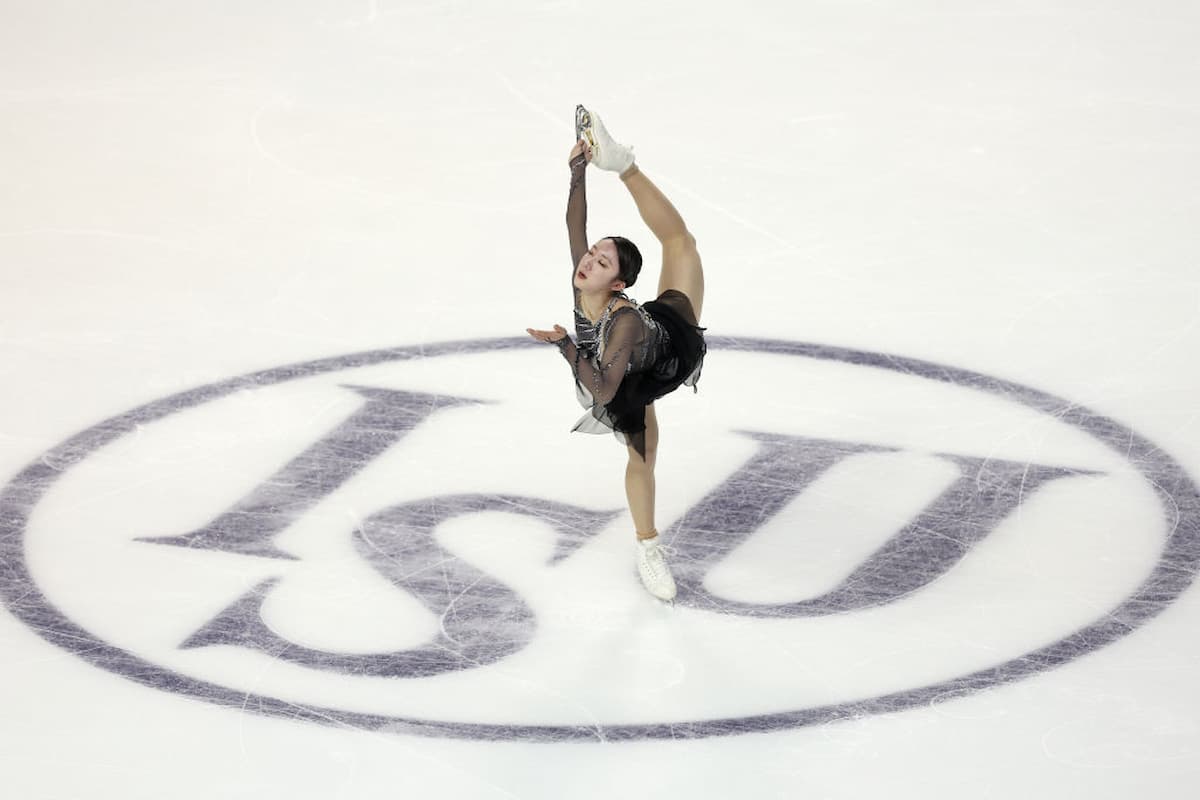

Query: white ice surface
[{"left": 2, "top": 1, "right": 1199, "bottom": 798}]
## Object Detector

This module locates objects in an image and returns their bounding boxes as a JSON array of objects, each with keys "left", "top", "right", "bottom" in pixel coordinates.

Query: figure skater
[{"left": 527, "top": 106, "right": 707, "bottom": 601}]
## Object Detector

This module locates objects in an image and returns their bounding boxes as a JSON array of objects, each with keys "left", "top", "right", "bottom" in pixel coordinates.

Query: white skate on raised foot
[
  {"left": 575, "top": 104, "right": 635, "bottom": 174},
  {"left": 636, "top": 536, "right": 677, "bottom": 602}
]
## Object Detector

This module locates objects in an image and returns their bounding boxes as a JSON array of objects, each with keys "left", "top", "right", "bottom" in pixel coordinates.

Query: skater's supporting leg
[
  {"left": 620, "top": 166, "right": 705, "bottom": 321},
  {"left": 625, "top": 404, "right": 659, "bottom": 538}
]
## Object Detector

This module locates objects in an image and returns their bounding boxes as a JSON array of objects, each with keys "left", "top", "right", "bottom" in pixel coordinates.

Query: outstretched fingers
[{"left": 526, "top": 325, "right": 568, "bottom": 343}]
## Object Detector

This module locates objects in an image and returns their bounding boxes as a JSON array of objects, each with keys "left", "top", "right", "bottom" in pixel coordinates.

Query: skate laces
[
  {"left": 580, "top": 108, "right": 633, "bottom": 173},
  {"left": 639, "top": 538, "right": 674, "bottom": 579}
]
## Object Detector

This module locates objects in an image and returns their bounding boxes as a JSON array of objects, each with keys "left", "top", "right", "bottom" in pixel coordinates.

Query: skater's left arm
[{"left": 530, "top": 311, "right": 642, "bottom": 406}]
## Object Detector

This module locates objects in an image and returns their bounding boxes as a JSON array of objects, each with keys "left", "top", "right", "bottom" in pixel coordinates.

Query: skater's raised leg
[
  {"left": 620, "top": 165, "right": 705, "bottom": 322},
  {"left": 585, "top": 108, "right": 705, "bottom": 320}
]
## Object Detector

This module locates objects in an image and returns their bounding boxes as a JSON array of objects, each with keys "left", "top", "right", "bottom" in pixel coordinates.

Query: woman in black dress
[{"left": 527, "top": 106, "right": 706, "bottom": 601}]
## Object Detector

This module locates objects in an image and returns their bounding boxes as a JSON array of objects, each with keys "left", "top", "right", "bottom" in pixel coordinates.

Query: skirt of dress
[{"left": 577, "top": 289, "right": 706, "bottom": 459}]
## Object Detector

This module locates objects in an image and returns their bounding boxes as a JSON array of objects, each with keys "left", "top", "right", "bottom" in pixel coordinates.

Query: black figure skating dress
[{"left": 553, "top": 153, "right": 706, "bottom": 459}]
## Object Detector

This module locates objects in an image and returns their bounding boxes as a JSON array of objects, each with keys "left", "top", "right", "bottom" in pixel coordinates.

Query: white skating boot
[
  {"left": 636, "top": 534, "right": 677, "bottom": 601},
  {"left": 576, "top": 104, "right": 635, "bottom": 174}
]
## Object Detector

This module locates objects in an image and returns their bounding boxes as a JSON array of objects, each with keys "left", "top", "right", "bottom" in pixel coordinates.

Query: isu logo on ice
[{"left": 1, "top": 336, "right": 1196, "bottom": 741}]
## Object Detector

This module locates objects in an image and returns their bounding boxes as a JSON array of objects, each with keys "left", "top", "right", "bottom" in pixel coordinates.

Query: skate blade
[{"left": 575, "top": 104, "right": 596, "bottom": 148}]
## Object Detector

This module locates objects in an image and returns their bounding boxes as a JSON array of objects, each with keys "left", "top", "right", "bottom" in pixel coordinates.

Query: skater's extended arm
[
  {"left": 553, "top": 309, "right": 642, "bottom": 405},
  {"left": 566, "top": 142, "right": 590, "bottom": 285}
]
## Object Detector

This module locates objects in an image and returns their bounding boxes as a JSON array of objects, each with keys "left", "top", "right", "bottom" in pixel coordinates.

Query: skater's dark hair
[{"left": 607, "top": 235, "right": 642, "bottom": 289}]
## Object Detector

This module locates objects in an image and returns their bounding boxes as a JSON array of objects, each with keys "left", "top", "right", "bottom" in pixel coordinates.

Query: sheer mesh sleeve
[
  {"left": 566, "top": 153, "right": 588, "bottom": 284},
  {"left": 555, "top": 308, "right": 645, "bottom": 406}
]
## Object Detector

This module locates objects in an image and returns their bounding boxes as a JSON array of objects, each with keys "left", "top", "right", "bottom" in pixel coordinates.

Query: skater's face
[{"left": 574, "top": 239, "right": 625, "bottom": 293}]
